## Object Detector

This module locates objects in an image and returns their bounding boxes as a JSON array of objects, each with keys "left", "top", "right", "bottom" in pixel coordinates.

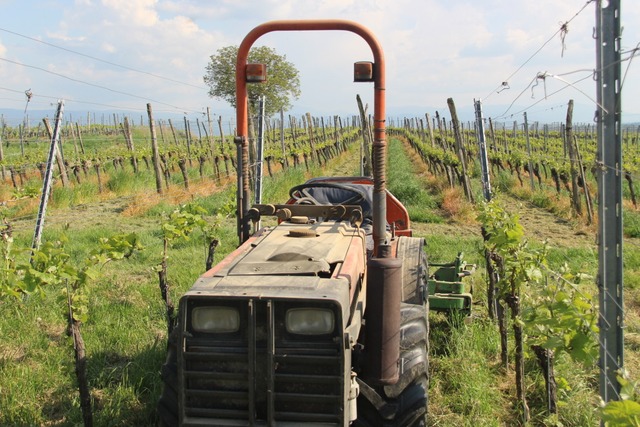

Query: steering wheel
[{"left": 288, "top": 182, "right": 367, "bottom": 206}]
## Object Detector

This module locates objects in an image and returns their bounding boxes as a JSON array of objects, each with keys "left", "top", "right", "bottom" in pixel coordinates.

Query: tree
[{"left": 204, "top": 45, "right": 301, "bottom": 117}]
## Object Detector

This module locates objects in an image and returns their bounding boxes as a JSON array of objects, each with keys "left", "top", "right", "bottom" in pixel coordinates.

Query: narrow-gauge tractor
[{"left": 157, "top": 19, "right": 471, "bottom": 426}]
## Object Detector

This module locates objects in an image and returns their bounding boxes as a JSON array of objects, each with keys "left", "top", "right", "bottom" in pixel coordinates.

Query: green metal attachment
[{"left": 427, "top": 252, "right": 474, "bottom": 315}]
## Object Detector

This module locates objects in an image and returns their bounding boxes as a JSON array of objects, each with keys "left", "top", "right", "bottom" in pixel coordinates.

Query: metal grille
[{"left": 181, "top": 299, "right": 344, "bottom": 425}]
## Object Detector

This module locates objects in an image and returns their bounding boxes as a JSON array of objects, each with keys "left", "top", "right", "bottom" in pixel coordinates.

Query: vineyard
[{"left": 1, "top": 106, "right": 640, "bottom": 426}]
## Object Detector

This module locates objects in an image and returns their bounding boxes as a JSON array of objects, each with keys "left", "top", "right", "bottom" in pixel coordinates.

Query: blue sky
[{"left": 0, "top": 0, "right": 639, "bottom": 126}]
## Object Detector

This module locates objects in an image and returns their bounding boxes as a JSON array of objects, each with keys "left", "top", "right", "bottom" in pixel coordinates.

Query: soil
[{"left": 498, "top": 196, "right": 597, "bottom": 249}]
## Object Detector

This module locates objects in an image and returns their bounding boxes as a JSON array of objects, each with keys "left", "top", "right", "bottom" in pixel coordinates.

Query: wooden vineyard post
[
  {"left": 217, "top": 116, "right": 226, "bottom": 155},
  {"left": 418, "top": 118, "right": 426, "bottom": 144},
  {"left": 488, "top": 118, "right": 496, "bottom": 152},
  {"left": 565, "top": 100, "right": 582, "bottom": 217},
  {"left": 158, "top": 120, "right": 166, "bottom": 145},
  {"left": 425, "top": 113, "right": 435, "bottom": 147},
  {"left": 523, "top": 112, "right": 536, "bottom": 191},
  {"left": 196, "top": 118, "right": 203, "bottom": 146},
  {"left": 121, "top": 117, "right": 138, "bottom": 173},
  {"left": 356, "top": 94, "right": 373, "bottom": 176},
  {"left": 122, "top": 116, "right": 134, "bottom": 151},
  {"left": 206, "top": 107, "right": 214, "bottom": 152},
  {"left": 289, "top": 115, "right": 299, "bottom": 167},
  {"left": 305, "top": 112, "right": 318, "bottom": 165},
  {"left": 147, "top": 104, "right": 164, "bottom": 195},
  {"left": 442, "top": 116, "right": 448, "bottom": 140},
  {"left": 321, "top": 117, "right": 329, "bottom": 160},
  {"left": 184, "top": 117, "right": 193, "bottom": 167},
  {"left": 75, "top": 123, "right": 86, "bottom": 155},
  {"left": 447, "top": 98, "right": 474, "bottom": 203},
  {"left": 204, "top": 108, "right": 214, "bottom": 159},
  {"left": 19, "top": 124, "right": 24, "bottom": 157},
  {"left": 435, "top": 111, "right": 442, "bottom": 144},
  {"left": 217, "top": 116, "right": 231, "bottom": 176},
  {"left": 280, "top": 108, "right": 288, "bottom": 168},
  {"left": 573, "top": 136, "right": 593, "bottom": 224},
  {"left": 168, "top": 119, "right": 179, "bottom": 146},
  {"left": 67, "top": 123, "right": 79, "bottom": 159}
]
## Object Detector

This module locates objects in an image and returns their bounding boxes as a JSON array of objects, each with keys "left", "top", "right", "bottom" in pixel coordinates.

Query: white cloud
[
  {"left": 164, "top": 15, "right": 200, "bottom": 36},
  {"left": 102, "top": 42, "right": 116, "bottom": 53},
  {"left": 101, "top": 0, "right": 159, "bottom": 27},
  {"left": 506, "top": 28, "right": 536, "bottom": 51},
  {"left": 159, "top": 0, "right": 230, "bottom": 20},
  {"left": 46, "top": 32, "right": 86, "bottom": 42}
]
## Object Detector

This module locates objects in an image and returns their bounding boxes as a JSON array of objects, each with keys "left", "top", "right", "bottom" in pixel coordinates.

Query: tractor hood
[
  {"left": 229, "top": 220, "right": 360, "bottom": 276},
  {"left": 187, "top": 220, "right": 366, "bottom": 302}
]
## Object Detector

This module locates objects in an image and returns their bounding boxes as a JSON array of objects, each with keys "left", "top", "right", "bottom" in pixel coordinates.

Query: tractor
[{"left": 157, "top": 19, "right": 471, "bottom": 426}]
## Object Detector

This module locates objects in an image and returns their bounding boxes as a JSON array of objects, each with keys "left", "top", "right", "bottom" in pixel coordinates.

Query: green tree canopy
[{"left": 204, "top": 45, "right": 301, "bottom": 117}]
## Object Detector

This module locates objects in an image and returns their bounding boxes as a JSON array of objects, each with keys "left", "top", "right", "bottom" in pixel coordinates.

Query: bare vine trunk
[
  {"left": 178, "top": 158, "right": 189, "bottom": 190},
  {"left": 68, "top": 315, "right": 93, "bottom": 427},
  {"left": 159, "top": 240, "right": 175, "bottom": 335},
  {"left": 625, "top": 172, "right": 637, "bottom": 207},
  {"left": 532, "top": 345, "right": 557, "bottom": 415},
  {"left": 497, "top": 300, "right": 508, "bottom": 369},
  {"left": 507, "top": 294, "right": 530, "bottom": 423},
  {"left": 482, "top": 228, "right": 498, "bottom": 320},
  {"left": 71, "top": 320, "right": 93, "bottom": 427},
  {"left": 205, "top": 239, "right": 219, "bottom": 271}
]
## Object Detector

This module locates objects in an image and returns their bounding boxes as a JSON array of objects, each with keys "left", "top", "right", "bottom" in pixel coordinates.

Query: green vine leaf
[{"left": 600, "top": 400, "right": 640, "bottom": 426}]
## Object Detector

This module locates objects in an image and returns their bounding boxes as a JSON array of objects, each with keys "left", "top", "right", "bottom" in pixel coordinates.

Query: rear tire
[
  {"left": 355, "top": 303, "right": 429, "bottom": 426},
  {"left": 157, "top": 328, "right": 179, "bottom": 427},
  {"left": 396, "top": 236, "right": 428, "bottom": 304}
]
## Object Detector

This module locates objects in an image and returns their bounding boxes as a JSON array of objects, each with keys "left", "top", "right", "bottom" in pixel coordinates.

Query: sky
[{"left": 0, "top": 0, "right": 639, "bottom": 127}]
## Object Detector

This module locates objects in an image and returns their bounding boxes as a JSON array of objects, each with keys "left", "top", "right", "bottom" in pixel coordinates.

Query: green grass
[
  {"left": 429, "top": 316, "right": 509, "bottom": 426},
  {"left": 387, "top": 138, "right": 445, "bottom": 223},
  {"left": 106, "top": 168, "right": 155, "bottom": 194},
  {"left": 1, "top": 132, "right": 636, "bottom": 426},
  {"left": 624, "top": 209, "right": 640, "bottom": 238},
  {"left": 0, "top": 139, "right": 364, "bottom": 425}
]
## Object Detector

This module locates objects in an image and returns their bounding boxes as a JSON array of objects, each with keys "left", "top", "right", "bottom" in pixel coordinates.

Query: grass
[
  {"left": 624, "top": 209, "right": 640, "bottom": 238},
  {"left": 1, "top": 133, "right": 637, "bottom": 426},
  {"left": 429, "top": 316, "right": 509, "bottom": 426},
  {"left": 0, "top": 138, "right": 362, "bottom": 425},
  {"left": 387, "top": 138, "right": 445, "bottom": 223}
]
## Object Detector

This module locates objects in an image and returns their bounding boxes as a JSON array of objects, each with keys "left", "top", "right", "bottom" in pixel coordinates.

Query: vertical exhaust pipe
[{"left": 364, "top": 250, "right": 401, "bottom": 385}]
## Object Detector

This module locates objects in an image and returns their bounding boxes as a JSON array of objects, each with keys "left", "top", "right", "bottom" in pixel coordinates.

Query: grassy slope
[{"left": 1, "top": 135, "right": 637, "bottom": 426}]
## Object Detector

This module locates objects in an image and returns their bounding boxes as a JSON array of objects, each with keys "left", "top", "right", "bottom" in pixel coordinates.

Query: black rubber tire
[
  {"left": 396, "top": 236, "right": 428, "bottom": 304},
  {"left": 157, "top": 328, "right": 179, "bottom": 427},
  {"left": 355, "top": 303, "right": 429, "bottom": 427}
]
